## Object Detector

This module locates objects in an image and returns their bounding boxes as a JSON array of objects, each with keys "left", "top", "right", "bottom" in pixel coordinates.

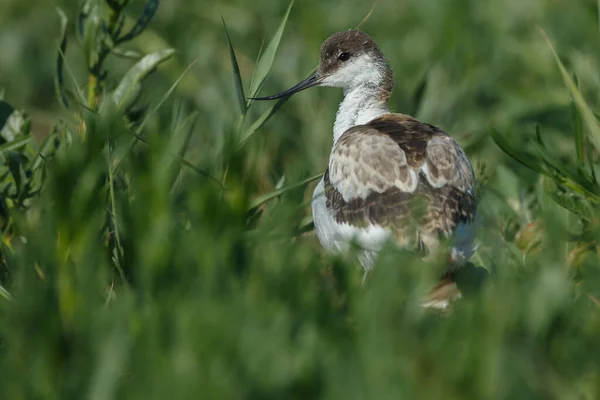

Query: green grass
[{"left": 1, "top": 0, "right": 600, "bottom": 398}]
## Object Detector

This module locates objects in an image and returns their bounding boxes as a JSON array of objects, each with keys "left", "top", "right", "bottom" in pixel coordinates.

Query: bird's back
[{"left": 313, "top": 113, "right": 477, "bottom": 268}]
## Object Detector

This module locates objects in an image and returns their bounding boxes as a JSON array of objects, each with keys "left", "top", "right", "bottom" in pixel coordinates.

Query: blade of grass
[
  {"left": 238, "top": 97, "right": 289, "bottom": 147},
  {"left": 54, "top": 7, "right": 70, "bottom": 109},
  {"left": 532, "top": 142, "right": 600, "bottom": 201},
  {"left": 57, "top": 43, "right": 86, "bottom": 107},
  {"left": 541, "top": 28, "right": 600, "bottom": 152},
  {"left": 29, "top": 131, "right": 58, "bottom": 171},
  {"left": 0, "top": 283, "right": 11, "bottom": 301},
  {"left": 124, "top": 128, "right": 224, "bottom": 187},
  {"left": 535, "top": 124, "right": 545, "bottom": 148},
  {"left": 248, "top": 0, "right": 294, "bottom": 99},
  {"left": 135, "top": 56, "right": 196, "bottom": 134},
  {"left": 247, "top": 172, "right": 322, "bottom": 212},
  {"left": 175, "top": 111, "right": 198, "bottom": 158},
  {"left": 489, "top": 128, "right": 547, "bottom": 176},
  {"left": 356, "top": 0, "right": 378, "bottom": 29},
  {"left": 0, "top": 136, "right": 31, "bottom": 154},
  {"left": 295, "top": 215, "right": 314, "bottom": 236},
  {"left": 246, "top": 38, "right": 265, "bottom": 108},
  {"left": 105, "top": 144, "right": 129, "bottom": 290},
  {"left": 275, "top": 175, "right": 286, "bottom": 189},
  {"left": 168, "top": 109, "right": 199, "bottom": 189},
  {"left": 586, "top": 133, "right": 597, "bottom": 183},
  {"left": 114, "top": 0, "right": 159, "bottom": 44},
  {"left": 570, "top": 74, "right": 585, "bottom": 167},
  {"left": 113, "top": 57, "right": 198, "bottom": 174},
  {"left": 221, "top": 17, "right": 246, "bottom": 116}
]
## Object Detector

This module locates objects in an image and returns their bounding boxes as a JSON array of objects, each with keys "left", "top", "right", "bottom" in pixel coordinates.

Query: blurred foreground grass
[{"left": 1, "top": 0, "right": 600, "bottom": 398}]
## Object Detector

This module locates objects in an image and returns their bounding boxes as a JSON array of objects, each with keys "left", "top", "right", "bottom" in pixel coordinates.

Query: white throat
[{"left": 332, "top": 85, "right": 389, "bottom": 143}]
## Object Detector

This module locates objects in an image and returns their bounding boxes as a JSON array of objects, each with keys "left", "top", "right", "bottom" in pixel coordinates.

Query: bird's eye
[{"left": 338, "top": 52, "right": 350, "bottom": 61}]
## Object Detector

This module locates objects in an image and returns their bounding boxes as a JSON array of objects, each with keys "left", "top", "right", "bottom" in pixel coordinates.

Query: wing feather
[{"left": 324, "top": 113, "right": 476, "bottom": 254}]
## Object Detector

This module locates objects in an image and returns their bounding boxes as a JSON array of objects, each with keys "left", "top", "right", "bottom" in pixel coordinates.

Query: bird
[{"left": 252, "top": 30, "right": 477, "bottom": 309}]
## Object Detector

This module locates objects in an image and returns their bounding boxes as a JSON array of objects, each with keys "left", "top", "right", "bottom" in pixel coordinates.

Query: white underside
[
  {"left": 311, "top": 178, "right": 478, "bottom": 271},
  {"left": 312, "top": 179, "right": 389, "bottom": 269}
]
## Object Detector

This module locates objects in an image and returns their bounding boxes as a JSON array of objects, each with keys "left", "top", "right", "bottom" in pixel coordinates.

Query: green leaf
[
  {"left": 0, "top": 283, "right": 11, "bottom": 301},
  {"left": 247, "top": 172, "right": 322, "bottom": 212},
  {"left": 222, "top": 17, "right": 247, "bottom": 116},
  {"left": 77, "top": 0, "right": 102, "bottom": 72},
  {"left": 137, "top": 57, "right": 196, "bottom": 131},
  {"left": 114, "top": 0, "right": 159, "bottom": 45},
  {"left": 535, "top": 124, "right": 545, "bottom": 148},
  {"left": 544, "top": 178, "right": 595, "bottom": 221},
  {"left": 112, "top": 48, "right": 175, "bottom": 111},
  {"left": 571, "top": 74, "right": 585, "bottom": 167},
  {"left": 248, "top": 0, "right": 294, "bottom": 99},
  {"left": 533, "top": 142, "right": 600, "bottom": 202},
  {"left": 489, "top": 128, "right": 547, "bottom": 176},
  {"left": 30, "top": 131, "right": 59, "bottom": 172},
  {"left": 275, "top": 175, "right": 286, "bottom": 190},
  {"left": 356, "top": 1, "right": 378, "bottom": 29},
  {"left": 5, "top": 152, "right": 28, "bottom": 199},
  {"left": 541, "top": 29, "right": 600, "bottom": 153},
  {"left": 54, "top": 7, "right": 69, "bottom": 109},
  {"left": 246, "top": 39, "right": 265, "bottom": 106},
  {"left": 295, "top": 215, "right": 315, "bottom": 236},
  {"left": 111, "top": 47, "right": 143, "bottom": 60},
  {"left": 238, "top": 97, "right": 289, "bottom": 147}
]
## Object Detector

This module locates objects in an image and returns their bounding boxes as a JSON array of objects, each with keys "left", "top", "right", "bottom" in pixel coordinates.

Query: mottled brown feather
[{"left": 324, "top": 113, "right": 476, "bottom": 254}]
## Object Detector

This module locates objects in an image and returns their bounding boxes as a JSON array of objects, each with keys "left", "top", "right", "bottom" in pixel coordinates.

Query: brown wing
[{"left": 325, "top": 113, "right": 476, "bottom": 252}]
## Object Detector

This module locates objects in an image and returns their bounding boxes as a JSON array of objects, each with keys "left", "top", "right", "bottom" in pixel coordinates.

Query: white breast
[{"left": 311, "top": 178, "right": 392, "bottom": 270}]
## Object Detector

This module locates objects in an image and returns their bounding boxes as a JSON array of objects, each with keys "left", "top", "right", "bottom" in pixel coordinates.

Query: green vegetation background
[{"left": 1, "top": 0, "right": 600, "bottom": 398}]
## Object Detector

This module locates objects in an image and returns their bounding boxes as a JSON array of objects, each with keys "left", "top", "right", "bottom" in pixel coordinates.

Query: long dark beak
[{"left": 250, "top": 72, "right": 321, "bottom": 100}]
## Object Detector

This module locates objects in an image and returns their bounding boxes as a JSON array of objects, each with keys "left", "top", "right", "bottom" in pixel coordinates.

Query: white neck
[{"left": 332, "top": 84, "right": 389, "bottom": 143}]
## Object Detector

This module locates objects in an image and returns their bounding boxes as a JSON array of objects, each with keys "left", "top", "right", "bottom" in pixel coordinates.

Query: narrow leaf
[
  {"left": 30, "top": 131, "right": 59, "bottom": 171},
  {"left": 0, "top": 284, "right": 11, "bottom": 301},
  {"left": 533, "top": 142, "right": 600, "bottom": 201},
  {"left": 111, "top": 47, "right": 143, "bottom": 60},
  {"left": 586, "top": 132, "right": 597, "bottom": 183},
  {"left": 535, "top": 124, "right": 545, "bottom": 148},
  {"left": 247, "top": 172, "right": 322, "bottom": 212},
  {"left": 571, "top": 83, "right": 597, "bottom": 183},
  {"left": 295, "top": 215, "right": 315, "bottom": 236},
  {"left": 246, "top": 39, "right": 265, "bottom": 108},
  {"left": 222, "top": 17, "right": 247, "bottom": 115},
  {"left": 135, "top": 57, "right": 197, "bottom": 134},
  {"left": 275, "top": 175, "right": 286, "bottom": 189},
  {"left": 549, "top": 189, "right": 595, "bottom": 221},
  {"left": 489, "top": 128, "right": 547, "bottom": 176},
  {"left": 0, "top": 136, "right": 31, "bottom": 154},
  {"left": 541, "top": 29, "right": 600, "bottom": 152},
  {"left": 571, "top": 98, "right": 585, "bottom": 167},
  {"left": 115, "top": 0, "right": 159, "bottom": 45},
  {"left": 54, "top": 7, "right": 69, "bottom": 109},
  {"left": 112, "top": 48, "right": 175, "bottom": 111},
  {"left": 248, "top": 0, "right": 294, "bottom": 98},
  {"left": 239, "top": 97, "right": 289, "bottom": 147},
  {"left": 356, "top": 1, "right": 378, "bottom": 29}
]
